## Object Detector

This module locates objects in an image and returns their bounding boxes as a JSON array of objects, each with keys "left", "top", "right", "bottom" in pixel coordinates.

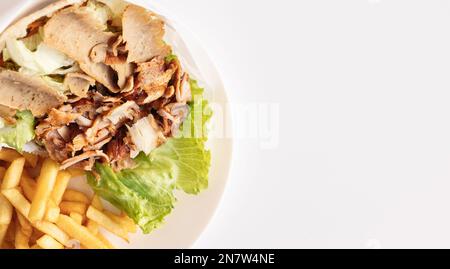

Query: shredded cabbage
[
  {"left": 97, "top": 0, "right": 127, "bottom": 18},
  {"left": 5, "top": 37, "right": 74, "bottom": 76},
  {"left": 83, "top": 0, "right": 114, "bottom": 29},
  {"left": 3, "top": 27, "right": 76, "bottom": 94}
]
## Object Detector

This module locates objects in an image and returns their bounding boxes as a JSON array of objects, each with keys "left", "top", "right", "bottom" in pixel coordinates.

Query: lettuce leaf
[
  {"left": 0, "top": 111, "right": 35, "bottom": 151},
  {"left": 178, "top": 80, "right": 213, "bottom": 142},
  {"left": 173, "top": 80, "right": 212, "bottom": 194},
  {"left": 88, "top": 154, "right": 177, "bottom": 233},
  {"left": 88, "top": 80, "right": 212, "bottom": 233}
]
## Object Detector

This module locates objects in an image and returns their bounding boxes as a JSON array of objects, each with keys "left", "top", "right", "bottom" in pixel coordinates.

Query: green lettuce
[
  {"left": 0, "top": 111, "right": 35, "bottom": 151},
  {"left": 173, "top": 80, "right": 212, "bottom": 194},
  {"left": 88, "top": 80, "right": 212, "bottom": 233},
  {"left": 88, "top": 154, "right": 177, "bottom": 233}
]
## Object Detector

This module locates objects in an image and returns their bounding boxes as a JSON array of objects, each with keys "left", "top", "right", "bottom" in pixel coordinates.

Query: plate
[{"left": 0, "top": 0, "right": 233, "bottom": 249}]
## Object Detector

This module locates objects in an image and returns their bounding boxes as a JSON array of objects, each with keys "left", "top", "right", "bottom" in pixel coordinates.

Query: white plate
[{"left": 0, "top": 0, "right": 233, "bottom": 249}]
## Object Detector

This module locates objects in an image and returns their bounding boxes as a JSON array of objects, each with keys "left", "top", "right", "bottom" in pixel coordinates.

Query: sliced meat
[
  {"left": 84, "top": 136, "right": 112, "bottom": 151},
  {"left": 106, "top": 136, "right": 129, "bottom": 163},
  {"left": 43, "top": 7, "right": 116, "bottom": 63},
  {"left": 0, "top": 104, "right": 17, "bottom": 124},
  {"left": 105, "top": 36, "right": 128, "bottom": 65},
  {"left": 158, "top": 103, "right": 190, "bottom": 135},
  {"left": 79, "top": 62, "right": 119, "bottom": 92},
  {"left": 122, "top": 4, "right": 171, "bottom": 63},
  {"left": 105, "top": 130, "right": 135, "bottom": 171},
  {"left": 29, "top": 4, "right": 195, "bottom": 172},
  {"left": 135, "top": 57, "right": 176, "bottom": 103},
  {"left": 164, "top": 85, "right": 175, "bottom": 98},
  {"left": 46, "top": 107, "right": 80, "bottom": 125},
  {"left": 121, "top": 76, "right": 134, "bottom": 93},
  {"left": 110, "top": 62, "right": 135, "bottom": 89},
  {"left": 110, "top": 35, "right": 126, "bottom": 57},
  {"left": 76, "top": 116, "right": 93, "bottom": 127},
  {"left": 92, "top": 91, "right": 122, "bottom": 104},
  {"left": 0, "top": 69, "right": 65, "bottom": 117},
  {"left": 44, "top": 7, "right": 120, "bottom": 93},
  {"left": 71, "top": 134, "right": 88, "bottom": 152},
  {"left": 104, "top": 101, "right": 140, "bottom": 125},
  {"left": 60, "top": 150, "right": 110, "bottom": 170},
  {"left": 71, "top": 157, "right": 96, "bottom": 171},
  {"left": 64, "top": 72, "right": 96, "bottom": 98},
  {"left": 71, "top": 98, "right": 97, "bottom": 119},
  {"left": 57, "top": 126, "right": 71, "bottom": 142},
  {"left": 89, "top": 43, "right": 109, "bottom": 63},
  {"left": 40, "top": 129, "right": 72, "bottom": 162},
  {"left": 85, "top": 117, "right": 111, "bottom": 144},
  {"left": 166, "top": 58, "right": 191, "bottom": 103}
]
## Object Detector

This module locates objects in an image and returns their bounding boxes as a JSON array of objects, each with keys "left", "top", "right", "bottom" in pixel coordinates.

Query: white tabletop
[{"left": 154, "top": 0, "right": 450, "bottom": 249}]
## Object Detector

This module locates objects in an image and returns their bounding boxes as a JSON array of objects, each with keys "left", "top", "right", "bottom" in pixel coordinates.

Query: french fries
[
  {"left": 30, "top": 244, "right": 41, "bottom": 249},
  {"left": 16, "top": 212, "right": 33, "bottom": 237},
  {"left": 15, "top": 227, "right": 30, "bottom": 249},
  {"left": 44, "top": 200, "right": 60, "bottom": 223},
  {"left": 0, "top": 224, "right": 8, "bottom": 246},
  {"left": 86, "top": 220, "right": 99, "bottom": 235},
  {"left": 0, "top": 149, "right": 140, "bottom": 249},
  {"left": 29, "top": 159, "right": 59, "bottom": 222},
  {"left": 0, "top": 170, "right": 13, "bottom": 246},
  {"left": 60, "top": 201, "right": 88, "bottom": 215},
  {"left": 96, "top": 232, "right": 115, "bottom": 249},
  {"left": 2, "top": 188, "right": 31, "bottom": 217},
  {"left": 86, "top": 196, "right": 102, "bottom": 236},
  {"left": 51, "top": 171, "right": 71, "bottom": 205},
  {"left": 29, "top": 229, "right": 44, "bottom": 246},
  {"left": 104, "top": 211, "right": 137, "bottom": 233},
  {"left": 70, "top": 212, "right": 84, "bottom": 225},
  {"left": 2, "top": 240, "right": 14, "bottom": 249},
  {"left": 56, "top": 215, "right": 108, "bottom": 249},
  {"left": 36, "top": 235, "right": 64, "bottom": 249},
  {"left": 63, "top": 189, "right": 90, "bottom": 204},
  {"left": 33, "top": 221, "right": 70, "bottom": 247},
  {"left": 0, "top": 193, "right": 13, "bottom": 226},
  {"left": 1, "top": 157, "right": 26, "bottom": 189},
  {"left": 86, "top": 206, "right": 129, "bottom": 242},
  {"left": 91, "top": 195, "right": 104, "bottom": 210},
  {"left": 20, "top": 174, "right": 36, "bottom": 201},
  {"left": 4, "top": 220, "right": 16, "bottom": 245}
]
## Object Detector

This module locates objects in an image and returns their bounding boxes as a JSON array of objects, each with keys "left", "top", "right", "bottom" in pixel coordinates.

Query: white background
[{"left": 153, "top": 0, "right": 450, "bottom": 249}]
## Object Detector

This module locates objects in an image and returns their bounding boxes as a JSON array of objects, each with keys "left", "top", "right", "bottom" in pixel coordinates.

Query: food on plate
[
  {"left": 0, "top": 0, "right": 212, "bottom": 248},
  {"left": 0, "top": 147, "right": 138, "bottom": 249}
]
